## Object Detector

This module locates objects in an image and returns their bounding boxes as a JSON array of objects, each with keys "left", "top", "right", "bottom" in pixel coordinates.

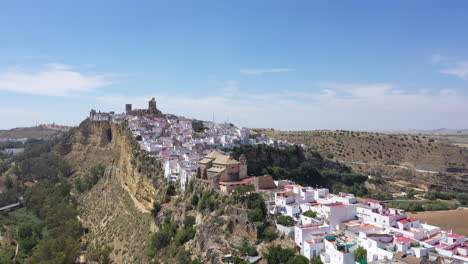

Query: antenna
[{"left": 212, "top": 112, "right": 215, "bottom": 123}]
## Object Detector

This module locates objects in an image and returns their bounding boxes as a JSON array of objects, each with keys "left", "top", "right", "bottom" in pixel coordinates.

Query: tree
[
  {"left": 4, "top": 175, "right": 13, "bottom": 189},
  {"left": 310, "top": 257, "right": 323, "bottom": 264},
  {"left": 248, "top": 207, "right": 264, "bottom": 222},
  {"left": 354, "top": 246, "right": 367, "bottom": 261},
  {"left": 303, "top": 210, "right": 317, "bottom": 218},
  {"left": 262, "top": 226, "right": 278, "bottom": 242},
  {"left": 174, "top": 227, "right": 196, "bottom": 246},
  {"left": 264, "top": 245, "right": 296, "bottom": 264},
  {"left": 148, "top": 230, "right": 172, "bottom": 251},
  {"left": 277, "top": 215, "right": 295, "bottom": 226},
  {"left": 406, "top": 189, "right": 416, "bottom": 199},
  {"left": 287, "top": 255, "right": 309, "bottom": 264}
]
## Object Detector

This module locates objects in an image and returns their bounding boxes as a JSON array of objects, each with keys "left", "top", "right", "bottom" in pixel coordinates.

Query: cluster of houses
[
  {"left": 268, "top": 183, "right": 468, "bottom": 264},
  {"left": 89, "top": 98, "right": 467, "bottom": 264},
  {"left": 89, "top": 98, "right": 291, "bottom": 191}
]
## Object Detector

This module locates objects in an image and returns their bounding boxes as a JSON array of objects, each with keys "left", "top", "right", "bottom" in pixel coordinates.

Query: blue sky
[{"left": 1, "top": 1, "right": 468, "bottom": 130}]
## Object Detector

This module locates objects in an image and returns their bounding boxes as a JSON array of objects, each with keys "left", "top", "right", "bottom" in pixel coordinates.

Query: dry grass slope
[{"left": 260, "top": 130, "right": 468, "bottom": 193}]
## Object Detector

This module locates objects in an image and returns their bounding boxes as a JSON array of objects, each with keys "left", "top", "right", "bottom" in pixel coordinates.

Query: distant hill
[
  {"left": 374, "top": 128, "right": 468, "bottom": 136},
  {"left": 260, "top": 129, "right": 468, "bottom": 193},
  {"left": 0, "top": 126, "right": 70, "bottom": 140},
  {"left": 371, "top": 129, "right": 468, "bottom": 149}
]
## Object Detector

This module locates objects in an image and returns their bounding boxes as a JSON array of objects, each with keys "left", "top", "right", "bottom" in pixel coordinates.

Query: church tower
[{"left": 239, "top": 154, "right": 248, "bottom": 179}]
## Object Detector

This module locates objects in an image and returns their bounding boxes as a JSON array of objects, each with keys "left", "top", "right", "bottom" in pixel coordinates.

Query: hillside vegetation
[
  {"left": 4, "top": 120, "right": 466, "bottom": 263},
  {"left": 260, "top": 129, "right": 468, "bottom": 194}
]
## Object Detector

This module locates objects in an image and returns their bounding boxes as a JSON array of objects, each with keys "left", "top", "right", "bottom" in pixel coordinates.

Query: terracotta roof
[
  {"left": 398, "top": 218, "right": 418, "bottom": 224},
  {"left": 448, "top": 233, "right": 463, "bottom": 238},
  {"left": 324, "top": 203, "right": 346, "bottom": 207},
  {"left": 397, "top": 236, "right": 416, "bottom": 243},
  {"left": 357, "top": 224, "right": 380, "bottom": 229},
  {"left": 241, "top": 177, "right": 254, "bottom": 182}
]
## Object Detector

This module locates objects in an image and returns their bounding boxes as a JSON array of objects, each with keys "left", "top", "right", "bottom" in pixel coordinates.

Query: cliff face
[
  {"left": 57, "top": 120, "right": 157, "bottom": 212},
  {"left": 55, "top": 120, "right": 287, "bottom": 263},
  {"left": 53, "top": 120, "right": 162, "bottom": 263}
]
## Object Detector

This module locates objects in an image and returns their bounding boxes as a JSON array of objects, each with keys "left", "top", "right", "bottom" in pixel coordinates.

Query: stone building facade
[{"left": 198, "top": 150, "right": 249, "bottom": 192}]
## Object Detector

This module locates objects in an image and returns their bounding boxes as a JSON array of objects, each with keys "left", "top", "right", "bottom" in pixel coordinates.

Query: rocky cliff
[
  {"left": 56, "top": 120, "right": 159, "bottom": 212},
  {"left": 54, "top": 120, "right": 279, "bottom": 264},
  {"left": 54, "top": 120, "right": 161, "bottom": 262}
]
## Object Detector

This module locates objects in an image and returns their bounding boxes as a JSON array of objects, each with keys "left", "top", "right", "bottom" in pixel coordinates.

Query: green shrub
[
  {"left": 354, "top": 246, "right": 367, "bottom": 261},
  {"left": 148, "top": 230, "right": 172, "bottom": 251},
  {"left": 310, "top": 257, "right": 324, "bottom": 264},
  {"left": 238, "top": 241, "right": 258, "bottom": 257},
  {"left": 174, "top": 227, "right": 196, "bottom": 246},
  {"left": 248, "top": 207, "right": 264, "bottom": 222},
  {"left": 264, "top": 245, "right": 296, "bottom": 264},
  {"left": 277, "top": 215, "right": 295, "bottom": 226},
  {"left": 151, "top": 202, "right": 162, "bottom": 217},
  {"left": 303, "top": 210, "right": 317, "bottom": 218},
  {"left": 286, "top": 255, "right": 309, "bottom": 264},
  {"left": 183, "top": 216, "right": 196, "bottom": 228}
]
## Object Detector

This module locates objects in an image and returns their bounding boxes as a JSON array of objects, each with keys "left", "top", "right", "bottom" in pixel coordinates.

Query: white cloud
[
  {"left": 315, "top": 82, "right": 393, "bottom": 98},
  {"left": 439, "top": 62, "right": 468, "bottom": 80},
  {"left": 0, "top": 63, "right": 113, "bottom": 96},
  {"left": 239, "top": 68, "right": 295, "bottom": 75},
  {"left": 432, "top": 54, "right": 468, "bottom": 80},
  {"left": 96, "top": 83, "right": 468, "bottom": 131}
]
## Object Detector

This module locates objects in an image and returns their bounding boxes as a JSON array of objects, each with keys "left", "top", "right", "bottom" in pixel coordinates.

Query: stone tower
[
  {"left": 148, "top": 98, "right": 158, "bottom": 114},
  {"left": 239, "top": 154, "right": 248, "bottom": 179},
  {"left": 125, "top": 104, "right": 132, "bottom": 114},
  {"left": 90, "top": 109, "right": 96, "bottom": 119}
]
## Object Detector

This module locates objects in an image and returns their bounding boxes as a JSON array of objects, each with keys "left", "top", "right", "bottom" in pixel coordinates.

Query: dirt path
[
  {"left": 12, "top": 241, "right": 19, "bottom": 261},
  {"left": 338, "top": 159, "right": 439, "bottom": 174}
]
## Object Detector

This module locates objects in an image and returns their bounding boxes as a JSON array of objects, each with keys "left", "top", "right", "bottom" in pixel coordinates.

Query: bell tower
[{"left": 239, "top": 154, "right": 247, "bottom": 179}]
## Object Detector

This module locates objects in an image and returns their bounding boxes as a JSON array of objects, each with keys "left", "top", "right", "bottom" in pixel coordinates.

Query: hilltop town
[
  {"left": 87, "top": 98, "right": 468, "bottom": 264},
  {"left": 90, "top": 97, "right": 296, "bottom": 192}
]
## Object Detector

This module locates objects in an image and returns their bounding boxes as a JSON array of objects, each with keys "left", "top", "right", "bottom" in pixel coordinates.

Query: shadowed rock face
[{"left": 56, "top": 120, "right": 158, "bottom": 212}]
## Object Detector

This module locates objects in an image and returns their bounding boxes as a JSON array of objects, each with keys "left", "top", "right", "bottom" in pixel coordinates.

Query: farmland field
[{"left": 408, "top": 208, "right": 468, "bottom": 236}]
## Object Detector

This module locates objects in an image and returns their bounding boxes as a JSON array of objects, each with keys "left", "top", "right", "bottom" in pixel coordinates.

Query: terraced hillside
[{"left": 260, "top": 129, "right": 468, "bottom": 193}]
